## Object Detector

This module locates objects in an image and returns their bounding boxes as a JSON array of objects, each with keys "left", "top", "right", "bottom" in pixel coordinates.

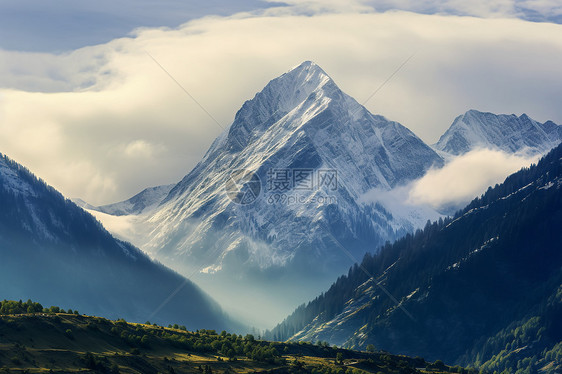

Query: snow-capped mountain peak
[
  {"left": 90, "top": 61, "right": 444, "bottom": 326},
  {"left": 224, "top": 61, "right": 337, "bottom": 152},
  {"left": 435, "top": 109, "right": 562, "bottom": 155},
  {"left": 264, "top": 60, "right": 334, "bottom": 109}
]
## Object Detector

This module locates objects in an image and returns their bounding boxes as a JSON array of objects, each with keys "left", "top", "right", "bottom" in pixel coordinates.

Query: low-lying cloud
[{"left": 408, "top": 149, "right": 540, "bottom": 210}]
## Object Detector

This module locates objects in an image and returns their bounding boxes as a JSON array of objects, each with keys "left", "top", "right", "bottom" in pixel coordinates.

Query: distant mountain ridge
[
  {"left": 92, "top": 184, "right": 174, "bottom": 216},
  {"left": 434, "top": 109, "right": 561, "bottom": 155},
  {"left": 267, "top": 142, "right": 562, "bottom": 373},
  {"left": 0, "top": 153, "right": 236, "bottom": 331}
]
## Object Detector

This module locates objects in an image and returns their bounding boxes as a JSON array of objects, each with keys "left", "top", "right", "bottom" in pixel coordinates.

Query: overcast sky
[{"left": 0, "top": 0, "right": 561, "bottom": 205}]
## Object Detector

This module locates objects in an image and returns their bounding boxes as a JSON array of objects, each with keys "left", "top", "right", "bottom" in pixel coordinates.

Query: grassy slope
[{"left": 0, "top": 313, "right": 468, "bottom": 374}]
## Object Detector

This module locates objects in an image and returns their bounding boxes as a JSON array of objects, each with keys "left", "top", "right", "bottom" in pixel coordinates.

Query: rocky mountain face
[
  {"left": 144, "top": 61, "right": 443, "bottom": 267},
  {"left": 0, "top": 153, "right": 236, "bottom": 331},
  {"left": 87, "top": 61, "right": 444, "bottom": 326},
  {"left": 434, "top": 109, "right": 561, "bottom": 155}
]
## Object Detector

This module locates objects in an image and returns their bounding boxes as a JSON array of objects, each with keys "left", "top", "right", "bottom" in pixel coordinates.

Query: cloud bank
[
  {"left": 0, "top": 6, "right": 561, "bottom": 205},
  {"left": 408, "top": 149, "right": 540, "bottom": 210},
  {"left": 360, "top": 148, "right": 540, "bottom": 223},
  {"left": 2, "top": 0, "right": 561, "bottom": 53}
]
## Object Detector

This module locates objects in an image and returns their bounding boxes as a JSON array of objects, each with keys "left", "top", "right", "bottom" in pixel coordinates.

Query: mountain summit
[
  {"left": 94, "top": 61, "right": 444, "bottom": 326},
  {"left": 435, "top": 109, "right": 561, "bottom": 155},
  {"left": 219, "top": 61, "right": 339, "bottom": 153},
  {"left": 233, "top": 61, "right": 333, "bottom": 124}
]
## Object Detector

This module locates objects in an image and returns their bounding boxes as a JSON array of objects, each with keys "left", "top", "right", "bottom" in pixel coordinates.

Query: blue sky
[{"left": 0, "top": 0, "right": 276, "bottom": 52}]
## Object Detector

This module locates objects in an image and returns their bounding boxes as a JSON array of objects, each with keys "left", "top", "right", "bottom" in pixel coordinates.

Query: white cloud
[
  {"left": 0, "top": 47, "right": 109, "bottom": 92},
  {"left": 2, "top": 0, "right": 561, "bottom": 53},
  {"left": 0, "top": 7, "right": 561, "bottom": 205},
  {"left": 359, "top": 185, "right": 444, "bottom": 229},
  {"left": 123, "top": 140, "right": 162, "bottom": 158},
  {"left": 86, "top": 209, "right": 142, "bottom": 243},
  {"left": 408, "top": 149, "right": 540, "bottom": 209},
  {"left": 359, "top": 148, "right": 540, "bottom": 221}
]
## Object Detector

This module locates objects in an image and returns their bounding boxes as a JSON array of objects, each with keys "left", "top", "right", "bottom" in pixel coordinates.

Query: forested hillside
[
  {"left": 0, "top": 153, "right": 233, "bottom": 330},
  {"left": 0, "top": 301, "right": 471, "bottom": 374},
  {"left": 267, "top": 143, "right": 562, "bottom": 373}
]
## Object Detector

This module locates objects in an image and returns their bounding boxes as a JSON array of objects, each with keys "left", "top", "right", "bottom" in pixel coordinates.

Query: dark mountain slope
[
  {"left": 267, "top": 142, "right": 562, "bottom": 372},
  {"left": 0, "top": 153, "right": 235, "bottom": 331}
]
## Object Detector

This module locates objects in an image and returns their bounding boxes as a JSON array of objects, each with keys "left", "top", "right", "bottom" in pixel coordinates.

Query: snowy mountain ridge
[
  {"left": 94, "top": 184, "right": 175, "bottom": 216},
  {"left": 434, "top": 109, "right": 562, "bottom": 155},
  {"left": 0, "top": 155, "right": 39, "bottom": 197}
]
